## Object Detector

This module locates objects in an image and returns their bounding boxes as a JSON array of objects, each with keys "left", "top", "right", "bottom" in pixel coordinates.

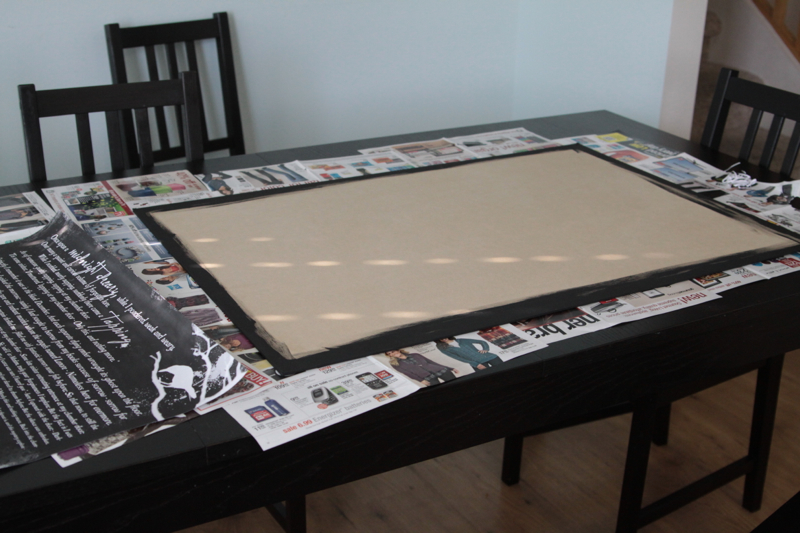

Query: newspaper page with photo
[
  {"left": 0, "top": 192, "right": 57, "bottom": 243},
  {"left": 690, "top": 267, "right": 765, "bottom": 293},
  {"left": 511, "top": 307, "right": 610, "bottom": 344},
  {"left": 639, "top": 153, "right": 723, "bottom": 184},
  {"left": 594, "top": 133, "right": 681, "bottom": 160},
  {"left": 580, "top": 281, "right": 720, "bottom": 325},
  {"left": 715, "top": 182, "right": 800, "bottom": 215},
  {"left": 743, "top": 252, "right": 800, "bottom": 279},
  {"left": 43, "top": 171, "right": 213, "bottom": 224},
  {"left": 445, "top": 128, "right": 550, "bottom": 158},
  {"left": 196, "top": 162, "right": 318, "bottom": 195},
  {"left": 759, "top": 204, "right": 800, "bottom": 234},
  {"left": 223, "top": 357, "right": 419, "bottom": 451},
  {"left": 568, "top": 134, "right": 674, "bottom": 167},
  {"left": 371, "top": 326, "right": 545, "bottom": 388},
  {"left": 359, "top": 138, "right": 477, "bottom": 166},
  {"left": 297, "top": 153, "right": 416, "bottom": 180}
]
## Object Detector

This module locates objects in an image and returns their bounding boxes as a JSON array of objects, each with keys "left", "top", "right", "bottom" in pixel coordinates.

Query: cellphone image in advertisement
[{"left": 356, "top": 372, "right": 388, "bottom": 390}]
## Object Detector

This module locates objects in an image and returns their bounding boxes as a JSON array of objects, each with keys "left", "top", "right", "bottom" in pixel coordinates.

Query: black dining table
[{"left": 1, "top": 111, "right": 799, "bottom": 532}]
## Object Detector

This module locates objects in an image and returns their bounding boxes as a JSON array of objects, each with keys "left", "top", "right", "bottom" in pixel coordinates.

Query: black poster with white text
[{"left": 0, "top": 214, "right": 243, "bottom": 468}]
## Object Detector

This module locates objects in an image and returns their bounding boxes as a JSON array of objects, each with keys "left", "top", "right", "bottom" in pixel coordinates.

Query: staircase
[{"left": 692, "top": 0, "right": 800, "bottom": 180}]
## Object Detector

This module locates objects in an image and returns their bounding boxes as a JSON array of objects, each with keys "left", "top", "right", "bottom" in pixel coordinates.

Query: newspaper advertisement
[
  {"left": 0, "top": 192, "right": 56, "bottom": 242},
  {"left": 445, "top": 128, "right": 550, "bottom": 158},
  {"left": 43, "top": 171, "right": 213, "bottom": 224},
  {"left": 639, "top": 153, "right": 724, "bottom": 184},
  {"left": 196, "top": 162, "right": 318, "bottom": 194},
  {"left": 595, "top": 133, "right": 681, "bottom": 160},
  {"left": 359, "top": 138, "right": 477, "bottom": 166},
  {"left": 744, "top": 252, "right": 800, "bottom": 279},
  {"left": 580, "top": 281, "right": 720, "bottom": 325},
  {"left": 715, "top": 182, "right": 800, "bottom": 214},
  {"left": 569, "top": 135, "right": 666, "bottom": 166},
  {"left": 297, "top": 153, "right": 416, "bottom": 180},
  {"left": 82, "top": 216, "right": 172, "bottom": 264},
  {"left": 370, "top": 326, "right": 545, "bottom": 387},
  {"left": 690, "top": 267, "right": 765, "bottom": 293},
  {"left": 759, "top": 204, "right": 800, "bottom": 234},
  {"left": 223, "top": 357, "right": 419, "bottom": 452},
  {"left": 511, "top": 307, "right": 611, "bottom": 344}
]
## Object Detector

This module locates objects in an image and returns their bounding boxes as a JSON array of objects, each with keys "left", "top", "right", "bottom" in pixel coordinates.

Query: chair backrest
[
  {"left": 105, "top": 12, "right": 245, "bottom": 167},
  {"left": 701, "top": 67, "right": 800, "bottom": 178},
  {"left": 19, "top": 71, "right": 203, "bottom": 183}
]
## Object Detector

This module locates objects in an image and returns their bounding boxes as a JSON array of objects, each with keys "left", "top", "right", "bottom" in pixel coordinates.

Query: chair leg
[
  {"left": 743, "top": 354, "right": 784, "bottom": 511},
  {"left": 652, "top": 403, "right": 671, "bottom": 446},
  {"left": 266, "top": 496, "right": 307, "bottom": 533},
  {"left": 616, "top": 401, "right": 657, "bottom": 533},
  {"left": 502, "top": 434, "right": 525, "bottom": 486}
]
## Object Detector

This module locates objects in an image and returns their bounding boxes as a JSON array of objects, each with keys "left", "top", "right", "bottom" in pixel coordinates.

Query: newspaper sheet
[
  {"left": 359, "top": 138, "right": 477, "bottom": 166},
  {"left": 369, "top": 326, "right": 545, "bottom": 387},
  {"left": 569, "top": 134, "right": 674, "bottom": 167},
  {"left": 196, "top": 162, "right": 318, "bottom": 194},
  {"left": 744, "top": 252, "right": 800, "bottom": 279},
  {"left": 639, "top": 153, "right": 724, "bottom": 184},
  {"left": 580, "top": 281, "right": 720, "bottom": 325},
  {"left": 445, "top": 128, "right": 550, "bottom": 158},
  {"left": 297, "top": 153, "right": 416, "bottom": 180},
  {"left": 759, "top": 205, "right": 800, "bottom": 233},
  {"left": 690, "top": 267, "right": 765, "bottom": 293},
  {"left": 511, "top": 307, "right": 610, "bottom": 344},
  {"left": 715, "top": 182, "right": 800, "bottom": 215},
  {"left": 223, "top": 357, "right": 419, "bottom": 451},
  {"left": 43, "top": 171, "right": 213, "bottom": 223},
  {"left": 0, "top": 192, "right": 56, "bottom": 243}
]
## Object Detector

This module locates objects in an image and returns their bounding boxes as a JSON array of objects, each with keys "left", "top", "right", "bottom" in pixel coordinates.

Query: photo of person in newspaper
[
  {"left": 435, "top": 337, "right": 501, "bottom": 370},
  {"left": 383, "top": 349, "right": 458, "bottom": 386},
  {"left": 139, "top": 260, "right": 187, "bottom": 284}
]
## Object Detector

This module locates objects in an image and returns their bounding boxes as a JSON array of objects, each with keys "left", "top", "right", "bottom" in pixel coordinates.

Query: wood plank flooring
[{"left": 181, "top": 350, "right": 800, "bottom": 533}]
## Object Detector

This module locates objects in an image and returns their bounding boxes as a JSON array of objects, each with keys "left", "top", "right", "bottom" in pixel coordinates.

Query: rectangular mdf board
[{"left": 139, "top": 147, "right": 799, "bottom": 374}]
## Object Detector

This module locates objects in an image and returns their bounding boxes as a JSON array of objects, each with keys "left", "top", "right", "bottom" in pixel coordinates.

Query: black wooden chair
[
  {"left": 19, "top": 71, "right": 203, "bottom": 183},
  {"left": 702, "top": 67, "right": 800, "bottom": 178},
  {"left": 105, "top": 12, "right": 245, "bottom": 168},
  {"left": 502, "top": 69, "right": 797, "bottom": 531}
]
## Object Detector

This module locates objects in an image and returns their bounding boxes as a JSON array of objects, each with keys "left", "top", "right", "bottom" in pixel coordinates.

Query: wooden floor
[{"left": 181, "top": 349, "right": 800, "bottom": 533}]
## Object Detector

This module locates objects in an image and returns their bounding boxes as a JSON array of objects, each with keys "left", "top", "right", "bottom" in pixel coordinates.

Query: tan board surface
[{"left": 153, "top": 150, "right": 794, "bottom": 357}]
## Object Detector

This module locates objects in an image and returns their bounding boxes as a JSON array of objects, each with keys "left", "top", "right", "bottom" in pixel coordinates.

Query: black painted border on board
[{"left": 136, "top": 145, "right": 800, "bottom": 375}]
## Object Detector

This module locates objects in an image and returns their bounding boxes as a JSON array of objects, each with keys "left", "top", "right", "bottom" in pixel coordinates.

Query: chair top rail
[
  {"left": 32, "top": 79, "right": 185, "bottom": 117},
  {"left": 114, "top": 17, "right": 220, "bottom": 48}
]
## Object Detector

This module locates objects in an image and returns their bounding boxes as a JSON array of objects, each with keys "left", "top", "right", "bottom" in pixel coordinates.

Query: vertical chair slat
[
  {"left": 75, "top": 113, "right": 95, "bottom": 176},
  {"left": 146, "top": 44, "right": 171, "bottom": 152},
  {"left": 106, "top": 110, "right": 125, "bottom": 173},
  {"left": 739, "top": 109, "right": 763, "bottom": 162},
  {"left": 167, "top": 43, "right": 185, "bottom": 146},
  {"left": 780, "top": 123, "right": 800, "bottom": 177},
  {"left": 135, "top": 108, "right": 154, "bottom": 168},
  {"left": 759, "top": 115, "right": 785, "bottom": 169},
  {"left": 215, "top": 11, "right": 245, "bottom": 155},
  {"left": 19, "top": 84, "right": 47, "bottom": 183},
  {"left": 186, "top": 40, "right": 210, "bottom": 147},
  {"left": 701, "top": 69, "right": 736, "bottom": 150}
]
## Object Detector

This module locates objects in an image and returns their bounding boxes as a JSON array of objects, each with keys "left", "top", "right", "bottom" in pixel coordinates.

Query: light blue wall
[
  {"left": 0, "top": 1, "right": 674, "bottom": 185},
  {"left": 513, "top": 1, "right": 674, "bottom": 125}
]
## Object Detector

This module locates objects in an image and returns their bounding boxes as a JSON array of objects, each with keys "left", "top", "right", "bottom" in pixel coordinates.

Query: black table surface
[{"left": 2, "top": 111, "right": 799, "bottom": 532}]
